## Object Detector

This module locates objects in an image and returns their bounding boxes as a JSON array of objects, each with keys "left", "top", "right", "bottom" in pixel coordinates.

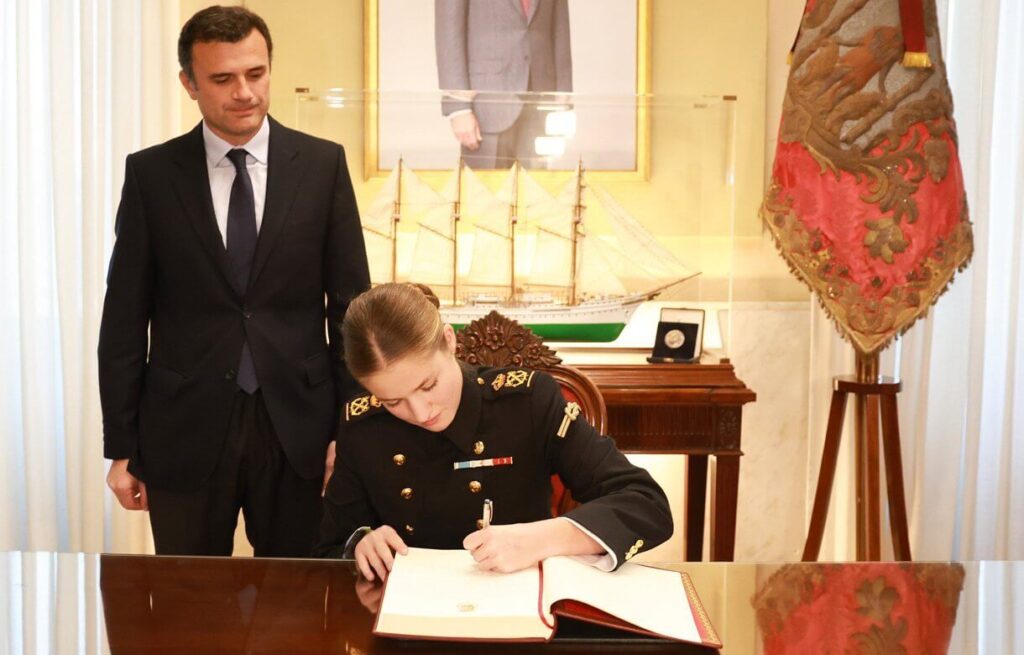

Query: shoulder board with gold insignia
[
  {"left": 344, "top": 393, "right": 387, "bottom": 422},
  {"left": 478, "top": 367, "right": 537, "bottom": 399}
]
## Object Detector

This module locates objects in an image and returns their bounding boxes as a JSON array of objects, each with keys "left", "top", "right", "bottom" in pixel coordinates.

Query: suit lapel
[
  {"left": 526, "top": 0, "right": 539, "bottom": 24},
  {"left": 249, "top": 117, "right": 303, "bottom": 292},
  {"left": 171, "top": 123, "right": 238, "bottom": 296}
]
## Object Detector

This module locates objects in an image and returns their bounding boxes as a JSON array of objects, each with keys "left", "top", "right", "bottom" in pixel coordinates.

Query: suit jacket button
[
  {"left": 468, "top": 480, "right": 482, "bottom": 493},
  {"left": 225, "top": 370, "right": 236, "bottom": 380},
  {"left": 405, "top": 524, "right": 414, "bottom": 535},
  {"left": 401, "top": 487, "right": 413, "bottom": 500},
  {"left": 243, "top": 311, "right": 253, "bottom": 320},
  {"left": 393, "top": 454, "right": 406, "bottom": 466}
]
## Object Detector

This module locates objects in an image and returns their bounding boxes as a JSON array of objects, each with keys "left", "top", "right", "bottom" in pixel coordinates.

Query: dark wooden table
[
  {"left": 574, "top": 361, "right": 756, "bottom": 562},
  {"left": 96, "top": 554, "right": 712, "bottom": 654},
  {"left": 2, "top": 552, "right": 982, "bottom": 654}
]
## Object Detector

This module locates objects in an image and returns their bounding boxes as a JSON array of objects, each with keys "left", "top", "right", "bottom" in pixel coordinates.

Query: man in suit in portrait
[
  {"left": 435, "top": 0, "right": 573, "bottom": 169},
  {"left": 99, "top": 6, "right": 370, "bottom": 557}
]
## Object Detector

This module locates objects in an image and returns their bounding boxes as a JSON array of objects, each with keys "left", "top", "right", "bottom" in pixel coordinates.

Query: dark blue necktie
[{"left": 226, "top": 148, "right": 259, "bottom": 394}]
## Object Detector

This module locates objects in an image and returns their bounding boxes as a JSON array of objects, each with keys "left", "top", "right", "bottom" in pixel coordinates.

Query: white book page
[
  {"left": 376, "top": 548, "right": 549, "bottom": 640},
  {"left": 542, "top": 557, "right": 701, "bottom": 643}
]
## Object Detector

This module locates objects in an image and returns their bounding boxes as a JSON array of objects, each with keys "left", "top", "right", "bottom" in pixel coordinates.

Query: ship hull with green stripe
[{"left": 441, "top": 294, "right": 646, "bottom": 343}]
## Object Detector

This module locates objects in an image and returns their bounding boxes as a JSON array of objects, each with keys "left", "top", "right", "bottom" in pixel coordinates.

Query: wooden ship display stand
[{"left": 455, "top": 311, "right": 756, "bottom": 562}]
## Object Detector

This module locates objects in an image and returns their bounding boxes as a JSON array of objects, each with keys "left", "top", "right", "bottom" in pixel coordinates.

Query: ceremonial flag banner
[{"left": 762, "top": 0, "right": 973, "bottom": 355}]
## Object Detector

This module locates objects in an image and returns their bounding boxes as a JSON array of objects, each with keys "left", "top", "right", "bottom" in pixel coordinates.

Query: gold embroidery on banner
[
  {"left": 762, "top": 187, "right": 972, "bottom": 354},
  {"left": 763, "top": 0, "right": 972, "bottom": 354},
  {"left": 751, "top": 563, "right": 964, "bottom": 644}
]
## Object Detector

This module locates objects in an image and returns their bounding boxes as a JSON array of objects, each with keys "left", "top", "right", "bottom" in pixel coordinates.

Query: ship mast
[
  {"left": 452, "top": 158, "right": 463, "bottom": 304},
  {"left": 509, "top": 161, "right": 519, "bottom": 302},
  {"left": 569, "top": 159, "right": 585, "bottom": 305},
  {"left": 390, "top": 157, "right": 403, "bottom": 283}
]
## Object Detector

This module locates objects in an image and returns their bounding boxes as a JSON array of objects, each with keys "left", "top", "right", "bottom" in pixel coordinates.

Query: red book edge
[{"left": 541, "top": 562, "right": 723, "bottom": 649}]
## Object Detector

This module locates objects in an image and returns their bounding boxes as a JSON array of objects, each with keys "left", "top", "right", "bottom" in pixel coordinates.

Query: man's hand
[
  {"left": 322, "top": 440, "right": 336, "bottom": 496},
  {"left": 354, "top": 525, "right": 409, "bottom": 582},
  {"left": 106, "top": 459, "right": 148, "bottom": 511},
  {"left": 450, "top": 111, "right": 482, "bottom": 150}
]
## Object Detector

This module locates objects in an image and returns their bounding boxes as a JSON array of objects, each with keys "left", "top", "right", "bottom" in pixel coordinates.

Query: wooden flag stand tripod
[{"left": 803, "top": 351, "right": 912, "bottom": 561}]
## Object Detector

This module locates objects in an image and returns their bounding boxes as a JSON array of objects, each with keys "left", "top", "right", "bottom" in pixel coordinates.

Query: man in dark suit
[
  {"left": 435, "top": 0, "right": 572, "bottom": 168},
  {"left": 99, "top": 6, "right": 370, "bottom": 557}
]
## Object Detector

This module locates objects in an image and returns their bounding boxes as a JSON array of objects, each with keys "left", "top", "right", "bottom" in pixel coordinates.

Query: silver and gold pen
[{"left": 481, "top": 498, "right": 493, "bottom": 528}]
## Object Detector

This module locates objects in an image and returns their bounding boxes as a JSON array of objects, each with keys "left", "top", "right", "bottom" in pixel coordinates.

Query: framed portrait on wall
[{"left": 365, "top": 0, "right": 650, "bottom": 178}]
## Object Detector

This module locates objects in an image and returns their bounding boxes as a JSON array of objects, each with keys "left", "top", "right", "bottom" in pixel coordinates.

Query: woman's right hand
[{"left": 354, "top": 525, "right": 409, "bottom": 582}]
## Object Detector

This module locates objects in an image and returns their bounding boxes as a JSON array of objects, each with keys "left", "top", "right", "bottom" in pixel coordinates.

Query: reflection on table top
[{"left": 0, "top": 552, "right": 1015, "bottom": 654}]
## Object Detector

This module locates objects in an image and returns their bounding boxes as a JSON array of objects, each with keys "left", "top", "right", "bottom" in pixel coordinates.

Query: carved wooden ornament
[{"left": 454, "top": 310, "right": 562, "bottom": 368}]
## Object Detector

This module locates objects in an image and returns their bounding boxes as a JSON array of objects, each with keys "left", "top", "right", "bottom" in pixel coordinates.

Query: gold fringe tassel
[{"left": 902, "top": 51, "right": 932, "bottom": 68}]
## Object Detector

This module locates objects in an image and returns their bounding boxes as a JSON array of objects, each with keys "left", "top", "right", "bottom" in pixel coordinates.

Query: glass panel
[{"left": 295, "top": 89, "right": 738, "bottom": 360}]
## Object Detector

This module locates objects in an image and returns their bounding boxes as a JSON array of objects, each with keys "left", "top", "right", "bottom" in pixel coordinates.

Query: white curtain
[
  {"left": 806, "top": 0, "right": 1024, "bottom": 563},
  {"left": 0, "top": 0, "right": 179, "bottom": 555}
]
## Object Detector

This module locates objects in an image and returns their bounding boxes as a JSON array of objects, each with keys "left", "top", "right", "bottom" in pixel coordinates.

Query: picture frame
[
  {"left": 647, "top": 307, "right": 705, "bottom": 363},
  {"left": 364, "top": 0, "right": 651, "bottom": 181}
]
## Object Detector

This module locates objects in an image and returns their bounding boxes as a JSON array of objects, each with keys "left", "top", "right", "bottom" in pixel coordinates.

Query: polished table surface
[{"left": 0, "top": 552, "right": 1015, "bottom": 654}]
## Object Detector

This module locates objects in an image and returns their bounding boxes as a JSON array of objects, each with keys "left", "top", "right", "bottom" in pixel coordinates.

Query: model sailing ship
[{"left": 360, "top": 159, "right": 697, "bottom": 342}]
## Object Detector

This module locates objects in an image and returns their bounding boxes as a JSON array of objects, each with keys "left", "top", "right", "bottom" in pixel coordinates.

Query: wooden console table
[{"left": 574, "top": 361, "right": 756, "bottom": 562}]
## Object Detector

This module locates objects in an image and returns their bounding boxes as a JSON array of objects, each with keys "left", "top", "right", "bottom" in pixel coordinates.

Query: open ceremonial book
[{"left": 372, "top": 547, "right": 721, "bottom": 648}]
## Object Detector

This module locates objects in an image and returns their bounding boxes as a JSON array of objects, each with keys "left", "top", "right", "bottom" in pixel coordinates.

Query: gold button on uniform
[
  {"left": 468, "top": 480, "right": 482, "bottom": 493},
  {"left": 473, "top": 441, "right": 485, "bottom": 455},
  {"left": 405, "top": 524, "right": 414, "bottom": 535},
  {"left": 476, "top": 519, "right": 484, "bottom": 530},
  {"left": 477, "top": 377, "right": 485, "bottom": 385},
  {"left": 393, "top": 454, "right": 406, "bottom": 466},
  {"left": 401, "top": 487, "right": 413, "bottom": 500}
]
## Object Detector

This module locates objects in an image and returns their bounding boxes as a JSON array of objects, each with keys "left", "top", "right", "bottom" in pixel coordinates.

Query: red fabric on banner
[
  {"left": 772, "top": 125, "right": 965, "bottom": 300},
  {"left": 753, "top": 564, "right": 965, "bottom": 655}
]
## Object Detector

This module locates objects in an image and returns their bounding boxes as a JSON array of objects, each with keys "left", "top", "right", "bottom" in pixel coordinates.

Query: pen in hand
[{"left": 481, "top": 499, "right": 493, "bottom": 529}]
